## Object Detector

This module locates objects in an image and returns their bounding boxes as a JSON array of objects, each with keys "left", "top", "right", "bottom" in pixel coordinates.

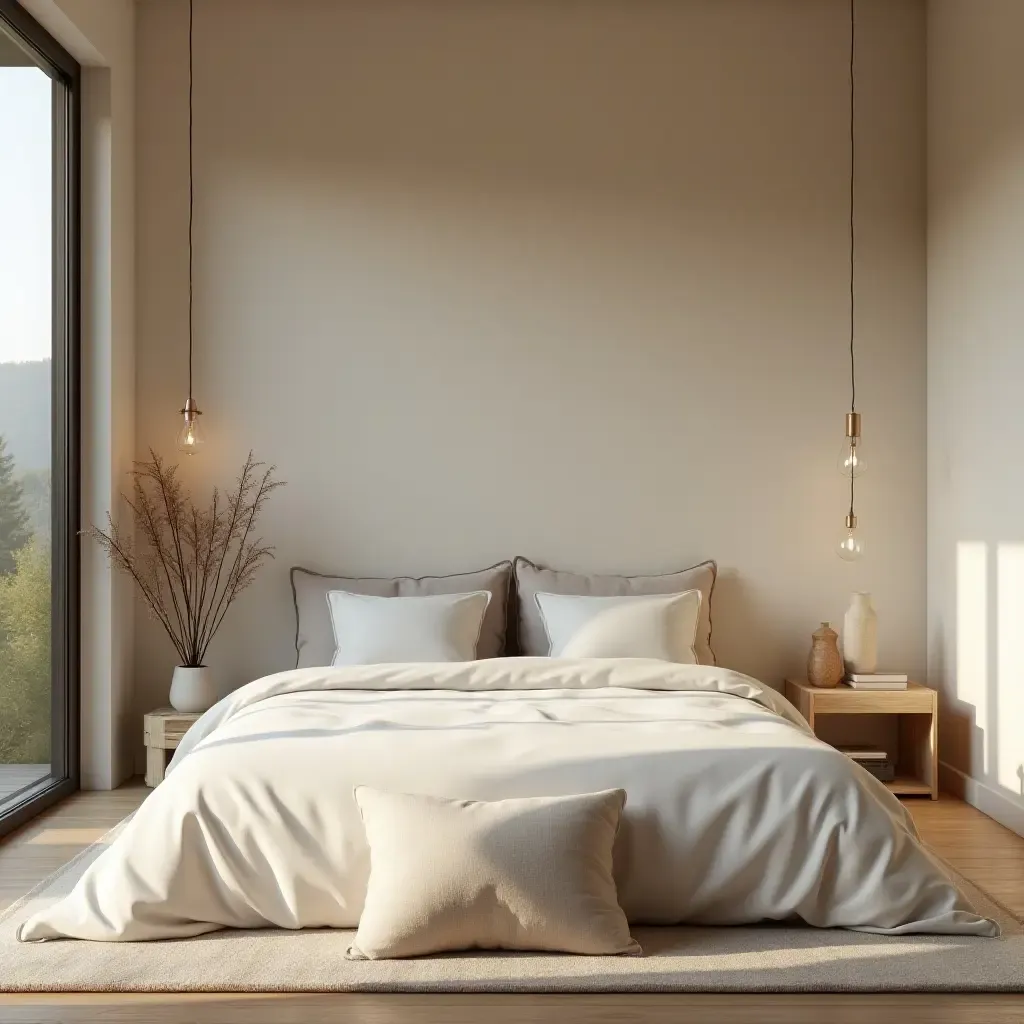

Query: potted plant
[{"left": 90, "top": 451, "right": 284, "bottom": 712}]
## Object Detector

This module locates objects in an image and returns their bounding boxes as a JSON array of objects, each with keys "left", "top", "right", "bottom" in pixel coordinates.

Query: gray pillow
[
  {"left": 514, "top": 557, "right": 717, "bottom": 664},
  {"left": 292, "top": 562, "right": 512, "bottom": 667}
]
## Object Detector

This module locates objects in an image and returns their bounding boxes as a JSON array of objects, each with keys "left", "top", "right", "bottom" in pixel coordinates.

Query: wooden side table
[
  {"left": 144, "top": 708, "right": 202, "bottom": 787},
  {"left": 784, "top": 679, "right": 939, "bottom": 799}
]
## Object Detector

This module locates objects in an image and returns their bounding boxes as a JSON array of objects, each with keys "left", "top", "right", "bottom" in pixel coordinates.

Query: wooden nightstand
[
  {"left": 784, "top": 679, "right": 938, "bottom": 800},
  {"left": 143, "top": 708, "right": 202, "bottom": 787}
]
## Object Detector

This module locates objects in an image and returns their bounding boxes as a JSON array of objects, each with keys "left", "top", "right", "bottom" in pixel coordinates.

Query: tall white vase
[
  {"left": 843, "top": 592, "right": 878, "bottom": 674},
  {"left": 169, "top": 666, "right": 218, "bottom": 713}
]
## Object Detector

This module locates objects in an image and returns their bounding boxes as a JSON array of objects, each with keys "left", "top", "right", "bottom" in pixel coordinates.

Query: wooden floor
[
  {"left": 1, "top": 782, "right": 1023, "bottom": 1023},
  {"left": 0, "top": 779, "right": 145, "bottom": 915}
]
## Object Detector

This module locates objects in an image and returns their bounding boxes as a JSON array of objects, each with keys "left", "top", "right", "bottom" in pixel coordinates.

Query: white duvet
[{"left": 19, "top": 659, "right": 997, "bottom": 942}]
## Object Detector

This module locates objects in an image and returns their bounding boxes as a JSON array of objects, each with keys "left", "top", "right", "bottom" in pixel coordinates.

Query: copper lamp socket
[
  {"left": 845, "top": 513, "right": 858, "bottom": 530},
  {"left": 180, "top": 397, "right": 202, "bottom": 418},
  {"left": 845, "top": 412, "right": 862, "bottom": 439}
]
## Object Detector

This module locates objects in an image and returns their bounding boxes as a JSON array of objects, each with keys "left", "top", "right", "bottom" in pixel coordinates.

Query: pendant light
[
  {"left": 176, "top": 0, "right": 205, "bottom": 455},
  {"left": 837, "top": 0, "right": 862, "bottom": 562}
]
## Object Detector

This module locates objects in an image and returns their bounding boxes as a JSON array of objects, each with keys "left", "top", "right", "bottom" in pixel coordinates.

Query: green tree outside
[
  {"left": 0, "top": 541, "right": 50, "bottom": 764},
  {"left": 0, "top": 435, "right": 31, "bottom": 576},
  {"left": 18, "top": 468, "right": 50, "bottom": 539}
]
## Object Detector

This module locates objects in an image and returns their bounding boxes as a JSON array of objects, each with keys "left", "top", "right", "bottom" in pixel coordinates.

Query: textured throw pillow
[
  {"left": 535, "top": 591, "right": 701, "bottom": 662},
  {"left": 291, "top": 561, "right": 512, "bottom": 667},
  {"left": 328, "top": 591, "right": 491, "bottom": 666},
  {"left": 514, "top": 557, "right": 717, "bottom": 663},
  {"left": 347, "top": 787, "right": 641, "bottom": 960}
]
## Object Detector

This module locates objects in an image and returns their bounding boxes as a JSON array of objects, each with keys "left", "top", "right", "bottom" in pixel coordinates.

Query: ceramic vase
[
  {"left": 169, "top": 666, "right": 218, "bottom": 713},
  {"left": 807, "top": 622, "right": 843, "bottom": 688},
  {"left": 843, "top": 592, "right": 878, "bottom": 675}
]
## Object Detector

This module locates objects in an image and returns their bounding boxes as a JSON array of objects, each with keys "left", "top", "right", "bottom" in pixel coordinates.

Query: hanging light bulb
[
  {"left": 837, "top": 412, "right": 866, "bottom": 478},
  {"left": 835, "top": 0, "right": 865, "bottom": 563},
  {"left": 177, "top": 397, "right": 205, "bottom": 455},
  {"left": 837, "top": 513, "right": 863, "bottom": 562},
  {"left": 175, "top": 0, "right": 208, "bottom": 453}
]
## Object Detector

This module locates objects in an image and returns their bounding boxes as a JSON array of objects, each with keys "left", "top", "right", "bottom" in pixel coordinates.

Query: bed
[{"left": 18, "top": 658, "right": 996, "bottom": 942}]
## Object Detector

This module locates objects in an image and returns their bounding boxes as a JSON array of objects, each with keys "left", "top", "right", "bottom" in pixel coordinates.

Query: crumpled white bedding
[{"left": 18, "top": 658, "right": 997, "bottom": 941}]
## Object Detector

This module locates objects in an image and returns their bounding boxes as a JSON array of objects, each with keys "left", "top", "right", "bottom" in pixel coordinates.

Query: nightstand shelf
[
  {"left": 144, "top": 708, "right": 202, "bottom": 786},
  {"left": 886, "top": 776, "right": 934, "bottom": 797},
  {"left": 784, "top": 679, "right": 938, "bottom": 800}
]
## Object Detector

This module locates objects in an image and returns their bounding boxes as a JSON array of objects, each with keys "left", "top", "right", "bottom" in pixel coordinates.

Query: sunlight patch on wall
[
  {"left": 997, "top": 543, "right": 1024, "bottom": 795},
  {"left": 956, "top": 541, "right": 988, "bottom": 774}
]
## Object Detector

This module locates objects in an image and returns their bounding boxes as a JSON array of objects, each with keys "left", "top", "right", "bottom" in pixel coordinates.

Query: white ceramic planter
[
  {"left": 843, "top": 592, "right": 878, "bottom": 674},
  {"left": 169, "top": 665, "right": 218, "bottom": 713}
]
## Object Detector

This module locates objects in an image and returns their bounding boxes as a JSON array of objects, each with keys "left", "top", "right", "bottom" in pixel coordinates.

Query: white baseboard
[{"left": 940, "top": 761, "right": 1024, "bottom": 838}]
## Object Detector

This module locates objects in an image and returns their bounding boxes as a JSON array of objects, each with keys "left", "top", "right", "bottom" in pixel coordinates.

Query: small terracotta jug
[{"left": 808, "top": 621, "right": 843, "bottom": 688}]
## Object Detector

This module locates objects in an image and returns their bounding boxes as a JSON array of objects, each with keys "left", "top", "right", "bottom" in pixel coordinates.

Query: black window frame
[{"left": 0, "top": 0, "right": 81, "bottom": 838}]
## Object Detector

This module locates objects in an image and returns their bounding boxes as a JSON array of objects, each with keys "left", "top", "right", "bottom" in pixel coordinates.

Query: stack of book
[
  {"left": 838, "top": 746, "right": 896, "bottom": 782},
  {"left": 844, "top": 672, "right": 908, "bottom": 690}
]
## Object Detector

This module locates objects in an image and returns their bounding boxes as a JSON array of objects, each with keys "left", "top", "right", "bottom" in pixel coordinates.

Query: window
[{"left": 0, "top": 0, "right": 79, "bottom": 836}]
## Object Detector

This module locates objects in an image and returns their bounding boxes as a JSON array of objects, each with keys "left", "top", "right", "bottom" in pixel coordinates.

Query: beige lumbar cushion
[{"left": 347, "top": 787, "right": 641, "bottom": 960}]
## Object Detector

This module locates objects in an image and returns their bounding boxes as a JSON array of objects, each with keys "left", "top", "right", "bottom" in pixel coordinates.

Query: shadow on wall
[
  {"left": 709, "top": 569, "right": 791, "bottom": 684},
  {"left": 948, "top": 540, "right": 1024, "bottom": 800}
]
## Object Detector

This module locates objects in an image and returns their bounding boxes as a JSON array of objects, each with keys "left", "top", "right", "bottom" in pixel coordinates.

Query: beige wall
[
  {"left": 928, "top": 0, "right": 1024, "bottom": 831},
  {"left": 17, "top": 0, "right": 136, "bottom": 789},
  {"left": 134, "top": 0, "right": 926, "bottom": 724}
]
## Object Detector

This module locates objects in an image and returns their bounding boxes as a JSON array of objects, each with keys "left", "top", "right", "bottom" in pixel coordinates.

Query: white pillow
[
  {"left": 535, "top": 591, "right": 702, "bottom": 662},
  {"left": 327, "top": 590, "right": 491, "bottom": 666}
]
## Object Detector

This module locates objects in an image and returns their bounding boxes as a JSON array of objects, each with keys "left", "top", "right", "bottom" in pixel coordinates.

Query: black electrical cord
[
  {"left": 187, "top": 0, "right": 194, "bottom": 402},
  {"left": 848, "top": 0, "right": 855, "bottom": 419},
  {"left": 847, "top": 0, "right": 856, "bottom": 520}
]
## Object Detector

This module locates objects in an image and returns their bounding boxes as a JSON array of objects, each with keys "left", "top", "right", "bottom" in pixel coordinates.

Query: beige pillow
[{"left": 347, "top": 787, "right": 641, "bottom": 960}]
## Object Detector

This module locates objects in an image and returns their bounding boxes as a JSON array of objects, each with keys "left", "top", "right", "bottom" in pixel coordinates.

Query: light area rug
[{"left": 1, "top": 818, "right": 1022, "bottom": 994}]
